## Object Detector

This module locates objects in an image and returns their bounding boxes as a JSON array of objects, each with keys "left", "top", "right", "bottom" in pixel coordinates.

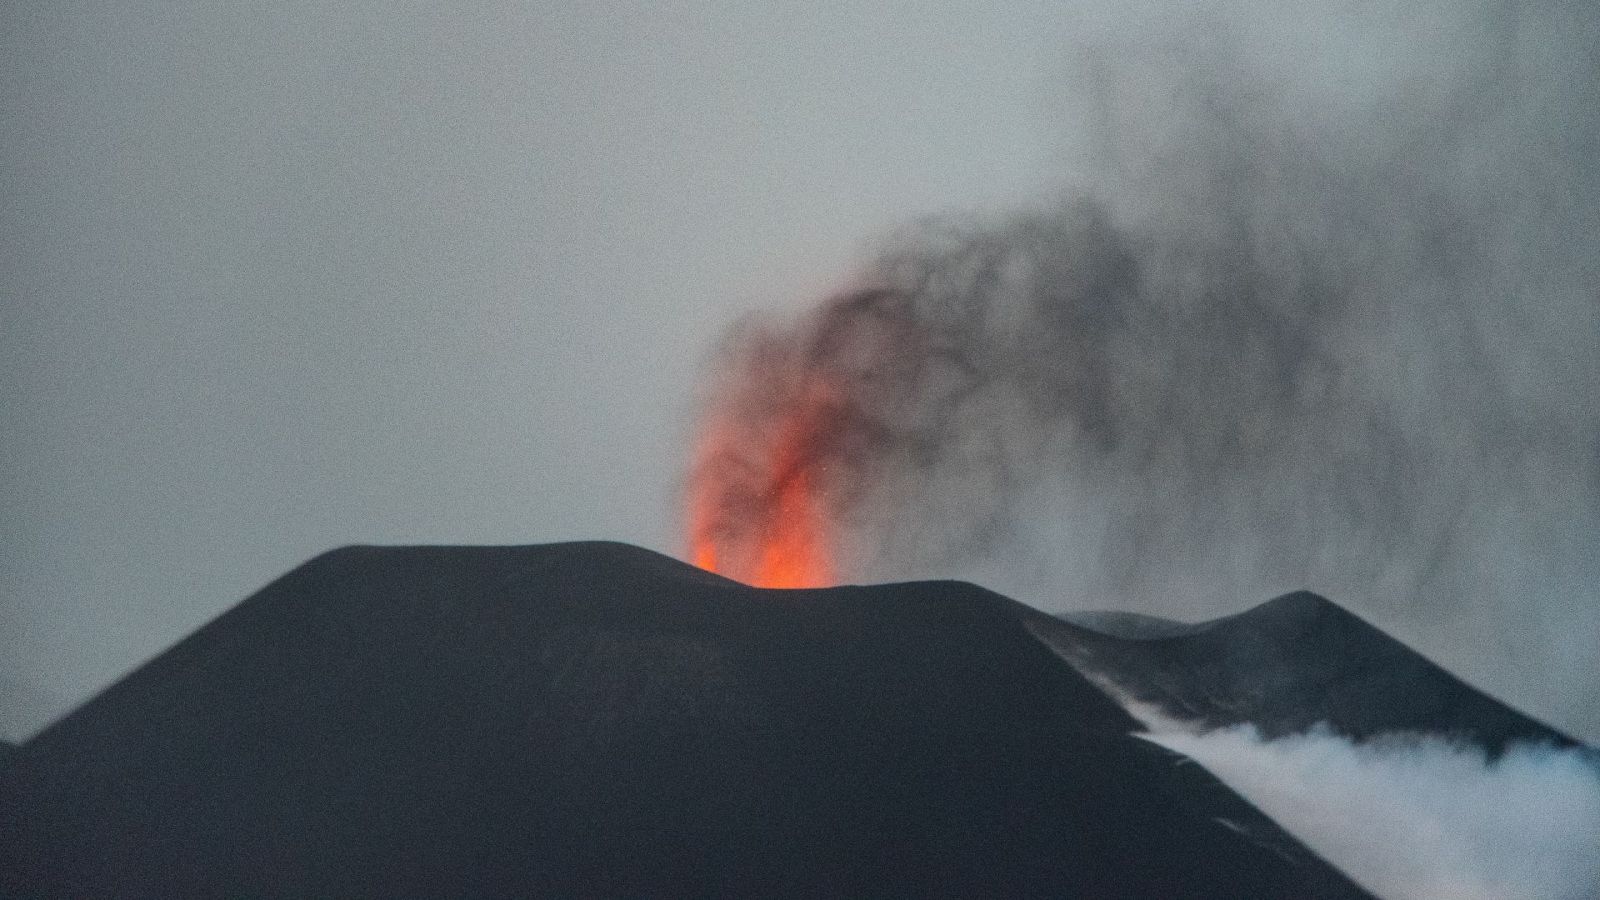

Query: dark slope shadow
[
  {"left": 1027, "top": 591, "right": 1582, "bottom": 754},
  {"left": 2, "top": 542, "right": 1368, "bottom": 898}
]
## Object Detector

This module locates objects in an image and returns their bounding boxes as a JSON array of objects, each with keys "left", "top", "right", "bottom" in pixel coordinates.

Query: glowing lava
[
  {"left": 686, "top": 377, "right": 839, "bottom": 588},
  {"left": 685, "top": 288, "right": 925, "bottom": 588}
]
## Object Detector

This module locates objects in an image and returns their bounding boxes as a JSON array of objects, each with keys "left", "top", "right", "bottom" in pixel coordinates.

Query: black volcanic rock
[
  {"left": 1027, "top": 590, "right": 1577, "bottom": 753},
  {"left": 0, "top": 542, "right": 1369, "bottom": 898}
]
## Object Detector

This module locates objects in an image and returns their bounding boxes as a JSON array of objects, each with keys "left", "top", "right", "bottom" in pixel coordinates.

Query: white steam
[{"left": 1146, "top": 722, "right": 1600, "bottom": 900}]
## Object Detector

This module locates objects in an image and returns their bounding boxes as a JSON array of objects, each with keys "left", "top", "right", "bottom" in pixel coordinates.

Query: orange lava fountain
[
  {"left": 685, "top": 288, "right": 924, "bottom": 589},
  {"left": 686, "top": 377, "right": 840, "bottom": 588}
]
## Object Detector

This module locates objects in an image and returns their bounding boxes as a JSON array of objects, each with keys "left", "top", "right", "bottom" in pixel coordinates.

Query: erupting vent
[
  {"left": 683, "top": 289, "right": 923, "bottom": 588},
  {"left": 685, "top": 378, "right": 839, "bottom": 588}
]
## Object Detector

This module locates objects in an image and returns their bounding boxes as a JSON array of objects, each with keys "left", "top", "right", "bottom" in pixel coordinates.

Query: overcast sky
[
  {"left": 2, "top": 1, "right": 1083, "bottom": 741},
  {"left": 5, "top": 1, "right": 1596, "bottom": 747}
]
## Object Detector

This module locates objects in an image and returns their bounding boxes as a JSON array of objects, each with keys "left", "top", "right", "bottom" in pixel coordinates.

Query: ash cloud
[{"left": 691, "top": 0, "right": 1600, "bottom": 739}]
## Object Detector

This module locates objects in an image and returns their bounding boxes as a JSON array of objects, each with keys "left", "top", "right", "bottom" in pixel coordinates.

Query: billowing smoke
[
  {"left": 1147, "top": 722, "right": 1600, "bottom": 900},
  {"left": 685, "top": 0, "right": 1600, "bottom": 740}
]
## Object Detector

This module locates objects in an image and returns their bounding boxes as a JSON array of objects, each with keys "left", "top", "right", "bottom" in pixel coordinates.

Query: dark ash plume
[{"left": 690, "top": 0, "right": 1600, "bottom": 741}]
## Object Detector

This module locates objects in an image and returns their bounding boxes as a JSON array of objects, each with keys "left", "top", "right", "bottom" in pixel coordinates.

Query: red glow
[
  {"left": 686, "top": 377, "right": 838, "bottom": 589},
  {"left": 685, "top": 289, "right": 922, "bottom": 589},
  {"left": 748, "top": 439, "right": 831, "bottom": 588}
]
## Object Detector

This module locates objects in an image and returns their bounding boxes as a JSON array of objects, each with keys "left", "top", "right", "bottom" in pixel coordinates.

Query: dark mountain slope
[
  {"left": 0, "top": 542, "right": 1365, "bottom": 898},
  {"left": 1027, "top": 590, "right": 1578, "bottom": 752}
]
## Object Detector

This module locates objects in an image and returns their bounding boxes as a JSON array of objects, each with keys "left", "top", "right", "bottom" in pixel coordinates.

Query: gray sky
[
  {"left": 5, "top": 0, "right": 1597, "bottom": 747},
  {"left": 2, "top": 1, "right": 1072, "bottom": 741}
]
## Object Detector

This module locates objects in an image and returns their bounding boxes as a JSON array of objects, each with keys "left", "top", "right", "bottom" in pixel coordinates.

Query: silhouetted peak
[
  {"left": 1035, "top": 589, "right": 1577, "bottom": 752},
  {"left": 1200, "top": 590, "right": 1373, "bottom": 644},
  {"left": 2, "top": 541, "right": 1368, "bottom": 898}
]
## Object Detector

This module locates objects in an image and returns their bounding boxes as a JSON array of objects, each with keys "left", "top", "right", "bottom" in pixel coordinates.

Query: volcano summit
[{"left": 0, "top": 542, "right": 1587, "bottom": 897}]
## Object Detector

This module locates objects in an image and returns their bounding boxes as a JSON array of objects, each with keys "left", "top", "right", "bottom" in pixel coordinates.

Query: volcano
[
  {"left": 0, "top": 542, "right": 1575, "bottom": 897},
  {"left": 1026, "top": 594, "right": 1579, "bottom": 755}
]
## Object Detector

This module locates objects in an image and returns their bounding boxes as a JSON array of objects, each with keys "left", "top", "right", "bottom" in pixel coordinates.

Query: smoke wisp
[{"left": 685, "top": 0, "right": 1600, "bottom": 739}]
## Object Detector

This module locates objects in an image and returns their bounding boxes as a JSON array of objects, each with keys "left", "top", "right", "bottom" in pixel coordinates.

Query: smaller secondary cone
[{"left": 1028, "top": 592, "right": 1581, "bottom": 754}]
